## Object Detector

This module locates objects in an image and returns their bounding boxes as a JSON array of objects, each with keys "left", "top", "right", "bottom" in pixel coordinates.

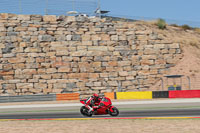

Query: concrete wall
[{"left": 0, "top": 13, "right": 182, "bottom": 96}]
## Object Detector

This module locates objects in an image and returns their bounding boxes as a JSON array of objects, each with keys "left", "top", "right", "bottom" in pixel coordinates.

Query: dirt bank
[{"left": 0, "top": 119, "right": 199, "bottom": 133}]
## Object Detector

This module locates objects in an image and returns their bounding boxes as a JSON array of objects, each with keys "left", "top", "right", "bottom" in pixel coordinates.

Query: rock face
[{"left": 0, "top": 13, "right": 183, "bottom": 96}]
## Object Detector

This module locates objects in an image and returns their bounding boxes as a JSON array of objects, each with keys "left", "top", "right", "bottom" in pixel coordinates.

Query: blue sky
[
  {"left": 101, "top": 0, "right": 200, "bottom": 27},
  {"left": 101, "top": 0, "right": 200, "bottom": 21},
  {"left": 0, "top": 0, "right": 200, "bottom": 27}
]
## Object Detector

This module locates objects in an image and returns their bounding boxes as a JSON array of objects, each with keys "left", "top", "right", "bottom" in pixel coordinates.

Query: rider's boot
[{"left": 88, "top": 107, "right": 94, "bottom": 115}]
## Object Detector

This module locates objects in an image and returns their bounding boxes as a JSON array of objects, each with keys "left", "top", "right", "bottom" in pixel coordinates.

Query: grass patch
[
  {"left": 181, "top": 24, "right": 193, "bottom": 30},
  {"left": 156, "top": 18, "right": 167, "bottom": 29},
  {"left": 170, "top": 24, "right": 179, "bottom": 27}
]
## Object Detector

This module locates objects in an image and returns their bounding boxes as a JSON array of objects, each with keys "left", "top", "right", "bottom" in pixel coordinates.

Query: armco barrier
[
  {"left": 169, "top": 90, "right": 200, "bottom": 98},
  {"left": 153, "top": 91, "right": 169, "bottom": 98},
  {"left": 104, "top": 92, "right": 115, "bottom": 100},
  {"left": 0, "top": 94, "right": 56, "bottom": 103},
  {"left": 56, "top": 93, "right": 80, "bottom": 101},
  {"left": 0, "top": 93, "right": 80, "bottom": 103},
  {"left": 116, "top": 91, "right": 152, "bottom": 99},
  {"left": 2, "top": 90, "right": 200, "bottom": 103}
]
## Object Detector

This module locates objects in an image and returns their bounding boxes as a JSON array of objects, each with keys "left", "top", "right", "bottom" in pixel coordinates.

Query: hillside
[{"left": 144, "top": 21, "right": 200, "bottom": 90}]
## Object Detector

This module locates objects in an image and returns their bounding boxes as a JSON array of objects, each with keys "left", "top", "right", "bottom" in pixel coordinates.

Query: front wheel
[
  {"left": 80, "top": 106, "right": 92, "bottom": 117},
  {"left": 109, "top": 107, "right": 119, "bottom": 116}
]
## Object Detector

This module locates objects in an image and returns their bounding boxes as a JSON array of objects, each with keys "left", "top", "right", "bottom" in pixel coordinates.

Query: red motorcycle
[{"left": 80, "top": 97, "right": 119, "bottom": 117}]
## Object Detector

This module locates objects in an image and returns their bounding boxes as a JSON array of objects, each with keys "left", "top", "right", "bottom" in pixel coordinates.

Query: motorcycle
[{"left": 80, "top": 96, "right": 119, "bottom": 117}]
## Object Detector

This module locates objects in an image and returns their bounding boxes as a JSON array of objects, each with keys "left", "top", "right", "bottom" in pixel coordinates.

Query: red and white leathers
[{"left": 85, "top": 96, "right": 101, "bottom": 112}]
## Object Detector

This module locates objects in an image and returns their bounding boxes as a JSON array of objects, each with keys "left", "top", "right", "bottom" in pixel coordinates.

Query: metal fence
[
  {"left": 157, "top": 76, "right": 200, "bottom": 91},
  {"left": 0, "top": 94, "right": 56, "bottom": 103},
  {"left": 0, "top": 0, "right": 200, "bottom": 27},
  {"left": 0, "top": 0, "right": 98, "bottom": 16}
]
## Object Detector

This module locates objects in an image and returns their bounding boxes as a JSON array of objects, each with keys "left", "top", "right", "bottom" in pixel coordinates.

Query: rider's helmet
[{"left": 93, "top": 93, "right": 99, "bottom": 101}]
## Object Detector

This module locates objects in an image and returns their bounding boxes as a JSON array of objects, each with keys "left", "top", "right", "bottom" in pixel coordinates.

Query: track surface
[
  {"left": 1, "top": 108, "right": 200, "bottom": 119},
  {"left": 1, "top": 99, "right": 200, "bottom": 119}
]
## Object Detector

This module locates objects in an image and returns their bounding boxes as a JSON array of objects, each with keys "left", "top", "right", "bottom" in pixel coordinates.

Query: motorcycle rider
[{"left": 85, "top": 93, "right": 102, "bottom": 114}]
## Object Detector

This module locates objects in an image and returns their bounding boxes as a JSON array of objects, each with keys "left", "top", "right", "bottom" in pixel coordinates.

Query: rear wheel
[
  {"left": 109, "top": 107, "right": 119, "bottom": 116},
  {"left": 80, "top": 106, "right": 92, "bottom": 117}
]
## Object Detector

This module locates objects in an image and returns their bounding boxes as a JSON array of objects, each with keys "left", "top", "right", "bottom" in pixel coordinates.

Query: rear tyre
[
  {"left": 109, "top": 107, "right": 119, "bottom": 116},
  {"left": 80, "top": 106, "right": 92, "bottom": 117}
]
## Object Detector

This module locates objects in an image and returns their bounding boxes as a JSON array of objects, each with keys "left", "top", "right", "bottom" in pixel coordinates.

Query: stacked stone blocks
[{"left": 0, "top": 13, "right": 182, "bottom": 97}]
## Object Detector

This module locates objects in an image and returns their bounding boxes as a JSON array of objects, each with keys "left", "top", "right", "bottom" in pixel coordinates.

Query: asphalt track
[
  {"left": 1, "top": 108, "right": 200, "bottom": 119},
  {"left": 1, "top": 98, "right": 200, "bottom": 119}
]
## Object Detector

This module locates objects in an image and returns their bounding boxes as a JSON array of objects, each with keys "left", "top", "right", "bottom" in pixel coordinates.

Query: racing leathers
[{"left": 85, "top": 96, "right": 101, "bottom": 113}]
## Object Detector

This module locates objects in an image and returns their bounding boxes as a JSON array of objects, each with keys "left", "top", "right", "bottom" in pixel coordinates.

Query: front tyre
[
  {"left": 109, "top": 107, "right": 119, "bottom": 116},
  {"left": 80, "top": 106, "right": 92, "bottom": 117}
]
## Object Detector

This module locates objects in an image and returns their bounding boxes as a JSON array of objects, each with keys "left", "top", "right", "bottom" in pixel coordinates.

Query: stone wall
[{"left": 0, "top": 13, "right": 182, "bottom": 96}]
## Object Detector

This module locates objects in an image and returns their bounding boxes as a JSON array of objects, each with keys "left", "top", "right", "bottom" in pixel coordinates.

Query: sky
[
  {"left": 101, "top": 0, "right": 200, "bottom": 21},
  {"left": 100, "top": 0, "right": 200, "bottom": 27},
  {"left": 0, "top": 0, "right": 200, "bottom": 27}
]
